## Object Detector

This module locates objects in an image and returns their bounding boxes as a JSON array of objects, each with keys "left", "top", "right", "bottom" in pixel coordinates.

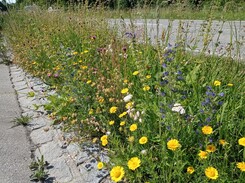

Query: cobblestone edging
[{"left": 9, "top": 65, "right": 111, "bottom": 183}]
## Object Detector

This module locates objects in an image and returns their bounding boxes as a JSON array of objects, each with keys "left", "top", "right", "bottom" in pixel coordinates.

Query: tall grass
[{"left": 1, "top": 7, "right": 245, "bottom": 182}]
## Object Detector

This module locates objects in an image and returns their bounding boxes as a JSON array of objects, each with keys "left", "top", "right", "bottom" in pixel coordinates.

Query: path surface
[
  {"left": 0, "top": 64, "right": 31, "bottom": 183},
  {"left": 109, "top": 19, "right": 245, "bottom": 60}
]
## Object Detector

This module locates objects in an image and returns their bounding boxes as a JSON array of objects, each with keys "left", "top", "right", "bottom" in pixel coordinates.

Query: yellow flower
[
  {"left": 198, "top": 150, "right": 208, "bottom": 159},
  {"left": 121, "top": 88, "right": 129, "bottom": 94},
  {"left": 238, "top": 137, "right": 245, "bottom": 146},
  {"left": 206, "top": 145, "right": 216, "bottom": 153},
  {"left": 123, "top": 79, "right": 128, "bottom": 83},
  {"left": 110, "top": 166, "right": 125, "bottom": 182},
  {"left": 130, "top": 124, "right": 137, "bottom": 131},
  {"left": 146, "top": 75, "right": 151, "bottom": 79},
  {"left": 109, "top": 106, "right": 118, "bottom": 113},
  {"left": 127, "top": 157, "right": 141, "bottom": 170},
  {"left": 83, "top": 50, "right": 89, "bottom": 53},
  {"left": 133, "top": 71, "right": 139, "bottom": 75},
  {"left": 237, "top": 162, "right": 245, "bottom": 172},
  {"left": 120, "top": 121, "right": 126, "bottom": 126},
  {"left": 98, "top": 97, "right": 104, "bottom": 103},
  {"left": 86, "top": 80, "right": 92, "bottom": 84},
  {"left": 205, "top": 167, "right": 218, "bottom": 180},
  {"left": 219, "top": 139, "right": 228, "bottom": 146},
  {"left": 227, "top": 83, "right": 233, "bottom": 87},
  {"left": 119, "top": 112, "right": 127, "bottom": 118},
  {"left": 81, "top": 65, "right": 88, "bottom": 70},
  {"left": 72, "top": 51, "right": 78, "bottom": 55},
  {"left": 143, "top": 85, "right": 150, "bottom": 91},
  {"left": 128, "top": 136, "right": 134, "bottom": 142},
  {"left": 125, "top": 102, "right": 133, "bottom": 109},
  {"left": 187, "top": 166, "right": 195, "bottom": 174},
  {"left": 202, "top": 126, "right": 213, "bottom": 135},
  {"left": 167, "top": 139, "right": 181, "bottom": 151},
  {"left": 139, "top": 136, "right": 148, "bottom": 144},
  {"left": 214, "top": 80, "right": 221, "bottom": 86},
  {"left": 97, "top": 162, "right": 104, "bottom": 170},
  {"left": 101, "top": 139, "right": 108, "bottom": 146},
  {"left": 100, "top": 135, "right": 108, "bottom": 141},
  {"left": 89, "top": 109, "right": 93, "bottom": 115},
  {"left": 109, "top": 120, "right": 115, "bottom": 125}
]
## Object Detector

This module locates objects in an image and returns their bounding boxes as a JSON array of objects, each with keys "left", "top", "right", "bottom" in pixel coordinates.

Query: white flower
[
  {"left": 171, "top": 103, "right": 185, "bottom": 114},
  {"left": 123, "top": 94, "right": 133, "bottom": 102},
  {"left": 106, "top": 131, "right": 111, "bottom": 135},
  {"left": 141, "top": 149, "right": 147, "bottom": 155},
  {"left": 139, "top": 118, "right": 142, "bottom": 123}
]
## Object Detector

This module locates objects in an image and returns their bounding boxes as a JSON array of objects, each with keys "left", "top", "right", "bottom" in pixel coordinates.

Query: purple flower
[{"left": 219, "top": 92, "right": 225, "bottom": 97}]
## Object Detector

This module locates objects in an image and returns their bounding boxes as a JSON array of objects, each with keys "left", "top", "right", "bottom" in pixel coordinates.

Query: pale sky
[{"left": 1, "top": 0, "right": 16, "bottom": 4}]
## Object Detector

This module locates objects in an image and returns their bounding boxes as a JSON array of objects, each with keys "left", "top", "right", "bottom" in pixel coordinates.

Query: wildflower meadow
[{"left": 1, "top": 6, "right": 245, "bottom": 183}]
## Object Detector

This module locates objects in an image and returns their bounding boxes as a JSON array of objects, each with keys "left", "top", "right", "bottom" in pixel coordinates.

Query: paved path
[
  {"left": 109, "top": 19, "right": 245, "bottom": 60},
  {"left": 0, "top": 64, "right": 31, "bottom": 183}
]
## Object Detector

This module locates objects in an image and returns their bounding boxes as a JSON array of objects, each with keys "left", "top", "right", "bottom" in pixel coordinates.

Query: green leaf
[{"left": 186, "top": 64, "right": 201, "bottom": 85}]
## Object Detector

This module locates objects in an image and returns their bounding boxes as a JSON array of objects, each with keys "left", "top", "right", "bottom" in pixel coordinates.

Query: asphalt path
[
  {"left": 109, "top": 19, "right": 245, "bottom": 60},
  {"left": 0, "top": 64, "right": 31, "bottom": 183}
]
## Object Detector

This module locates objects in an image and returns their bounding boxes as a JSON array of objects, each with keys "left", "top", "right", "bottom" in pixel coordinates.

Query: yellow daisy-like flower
[
  {"left": 109, "top": 106, "right": 118, "bottom": 114},
  {"left": 167, "top": 139, "right": 181, "bottom": 151},
  {"left": 109, "top": 120, "right": 115, "bottom": 125},
  {"left": 139, "top": 136, "right": 148, "bottom": 144},
  {"left": 121, "top": 88, "right": 129, "bottom": 94},
  {"left": 110, "top": 166, "right": 125, "bottom": 182},
  {"left": 127, "top": 157, "right": 141, "bottom": 170},
  {"left": 198, "top": 150, "right": 208, "bottom": 159},
  {"left": 97, "top": 162, "right": 104, "bottom": 170},
  {"left": 206, "top": 145, "right": 216, "bottom": 153},
  {"left": 100, "top": 135, "right": 108, "bottom": 141},
  {"left": 129, "top": 124, "right": 137, "bottom": 131},
  {"left": 219, "top": 139, "right": 228, "bottom": 146},
  {"left": 89, "top": 109, "right": 93, "bottom": 115},
  {"left": 187, "top": 166, "right": 195, "bottom": 174},
  {"left": 237, "top": 162, "right": 245, "bottom": 172},
  {"left": 120, "top": 121, "right": 126, "bottom": 126},
  {"left": 125, "top": 102, "right": 133, "bottom": 109},
  {"left": 72, "top": 51, "right": 78, "bottom": 55},
  {"left": 213, "top": 80, "right": 221, "bottom": 86},
  {"left": 143, "top": 85, "right": 150, "bottom": 91},
  {"left": 101, "top": 139, "right": 108, "bottom": 146},
  {"left": 98, "top": 97, "right": 104, "bottom": 103},
  {"left": 123, "top": 79, "right": 128, "bottom": 83},
  {"left": 119, "top": 112, "right": 127, "bottom": 118},
  {"left": 205, "top": 166, "right": 219, "bottom": 180},
  {"left": 81, "top": 65, "right": 88, "bottom": 70},
  {"left": 238, "top": 137, "right": 245, "bottom": 146},
  {"left": 202, "top": 126, "right": 213, "bottom": 135},
  {"left": 227, "top": 83, "right": 233, "bottom": 87},
  {"left": 133, "top": 71, "right": 139, "bottom": 75},
  {"left": 146, "top": 75, "right": 151, "bottom": 79}
]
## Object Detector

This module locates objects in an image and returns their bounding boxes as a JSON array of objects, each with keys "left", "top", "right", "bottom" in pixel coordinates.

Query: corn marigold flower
[
  {"left": 143, "top": 85, "right": 150, "bottom": 91},
  {"left": 127, "top": 157, "right": 141, "bottom": 170},
  {"left": 130, "top": 124, "right": 137, "bottom": 131},
  {"left": 121, "top": 88, "right": 129, "bottom": 94},
  {"left": 187, "top": 166, "right": 195, "bottom": 174},
  {"left": 167, "top": 139, "right": 181, "bottom": 151},
  {"left": 97, "top": 162, "right": 104, "bottom": 170},
  {"left": 237, "top": 162, "right": 245, "bottom": 172},
  {"left": 110, "top": 166, "right": 125, "bottom": 182},
  {"left": 227, "top": 83, "right": 233, "bottom": 87},
  {"left": 133, "top": 71, "right": 139, "bottom": 75},
  {"left": 109, "top": 106, "right": 118, "bottom": 113},
  {"left": 146, "top": 75, "right": 151, "bottom": 79},
  {"left": 125, "top": 102, "right": 133, "bottom": 109},
  {"left": 205, "top": 166, "right": 218, "bottom": 180},
  {"left": 86, "top": 80, "right": 92, "bottom": 84},
  {"left": 202, "top": 126, "right": 213, "bottom": 135},
  {"left": 120, "top": 121, "right": 126, "bottom": 126},
  {"left": 89, "top": 109, "right": 93, "bottom": 115},
  {"left": 219, "top": 139, "right": 228, "bottom": 146},
  {"left": 238, "top": 137, "right": 245, "bottom": 146},
  {"left": 214, "top": 80, "right": 221, "bottom": 86},
  {"left": 109, "top": 120, "right": 115, "bottom": 125},
  {"left": 98, "top": 97, "right": 104, "bottom": 103},
  {"left": 198, "top": 150, "right": 208, "bottom": 159},
  {"left": 206, "top": 145, "right": 216, "bottom": 153},
  {"left": 101, "top": 139, "right": 108, "bottom": 146},
  {"left": 100, "top": 135, "right": 108, "bottom": 141},
  {"left": 139, "top": 136, "right": 148, "bottom": 144},
  {"left": 119, "top": 112, "right": 127, "bottom": 118}
]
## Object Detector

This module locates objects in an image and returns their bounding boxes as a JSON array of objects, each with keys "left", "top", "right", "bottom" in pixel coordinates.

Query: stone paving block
[
  {"left": 39, "top": 141, "right": 63, "bottom": 162},
  {"left": 76, "top": 151, "right": 90, "bottom": 166},
  {"left": 30, "top": 127, "right": 53, "bottom": 145},
  {"left": 28, "top": 116, "right": 47, "bottom": 130},
  {"left": 11, "top": 75, "right": 26, "bottom": 82},
  {"left": 48, "top": 157, "right": 73, "bottom": 183},
  {"left": 79, "top": 158, "right": 109, "bottom": 183}
]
